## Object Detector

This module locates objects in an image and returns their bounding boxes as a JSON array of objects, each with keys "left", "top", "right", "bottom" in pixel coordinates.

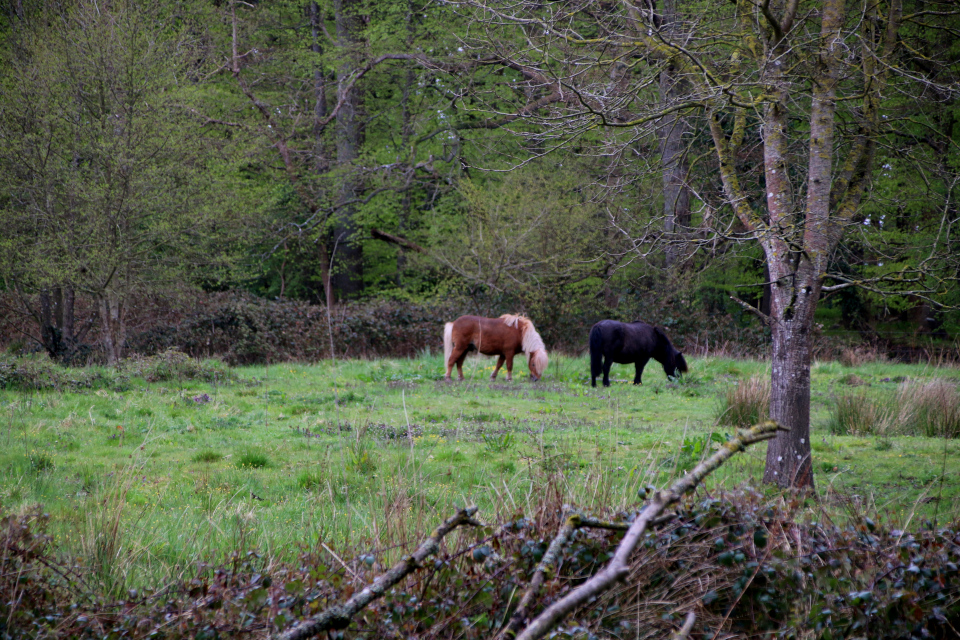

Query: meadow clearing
[{"left": 1, "top": 351, "right": 958, "bottom": 597}]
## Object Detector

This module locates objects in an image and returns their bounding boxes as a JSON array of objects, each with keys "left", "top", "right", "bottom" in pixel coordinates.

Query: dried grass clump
[
  {"left": 839, "top": 345, "right": 886, "bottom": 368},
  {"left": 829, "top": 391, "right": 893, "bottom": 436},
  {"left": 716, "top": 376, "right": 770, "bottom": 428},
  {"left": 829, "top": 379, "right": 960, "bottom": 438},
  {"left": 894, "top": 378, "right": 960, "bottom": 438}
]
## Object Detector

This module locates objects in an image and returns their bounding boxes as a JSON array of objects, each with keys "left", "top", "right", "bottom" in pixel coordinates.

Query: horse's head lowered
[
  {"left": 664, "top": 350, "right": 688, "bottom": 379},
  {"left": 509, "top": 315, "right": 549, "bottom": 381}
]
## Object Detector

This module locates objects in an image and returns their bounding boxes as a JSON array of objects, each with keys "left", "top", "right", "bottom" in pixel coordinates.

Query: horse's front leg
[
  {"left": 505, "top": 351, "right": 515, "bottom": 381},
  {"left": 634, "top": 359, "right": 648, "bottom": 385},
  {"left": 491, "top": 355, "right": 505, "bottom": 380}
]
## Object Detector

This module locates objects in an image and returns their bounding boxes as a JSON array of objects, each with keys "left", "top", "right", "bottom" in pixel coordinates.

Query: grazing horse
[
  {"left": 589, "top": 320, "right": 687, "bottom": 387},
  {"left": 444, "top": 314, "right": 549, "bottom": 381}
]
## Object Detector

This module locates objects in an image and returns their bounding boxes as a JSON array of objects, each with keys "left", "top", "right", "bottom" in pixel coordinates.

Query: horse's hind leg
[
  {"left": 447, "top": 344, "right": 469, "bottom": 381},
  {"left": 602, "top": 357, "right": 613, "bottom": 387},
  {"left": 491, "top": 355, "right": 505, "bottom": 380},
  {"left": 455, "top": 351, "right": 469, "bottom": 381}
]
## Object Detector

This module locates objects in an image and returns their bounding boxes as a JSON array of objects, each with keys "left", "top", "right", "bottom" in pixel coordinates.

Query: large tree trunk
[
  {"left": 763, "top": 310, "right": 815, "bottom": 487},
  {"left": 331, "top": 0, "right": 363, "bottom": 299}
]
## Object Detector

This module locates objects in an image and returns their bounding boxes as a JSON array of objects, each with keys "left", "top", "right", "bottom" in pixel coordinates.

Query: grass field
[{"left": 1, "top": 352, "right": 958, "bottom": 596}]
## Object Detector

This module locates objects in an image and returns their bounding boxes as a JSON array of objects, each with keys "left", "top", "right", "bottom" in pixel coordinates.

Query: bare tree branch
[
  {"left": 280, "top": 506, "right": 482, "bottom": 640},
  {"left": 370, "top": 228, "right": 427, "bottom": 254},
  {"left": 513, "top": 422, "right": 781, "bottom": 640}
]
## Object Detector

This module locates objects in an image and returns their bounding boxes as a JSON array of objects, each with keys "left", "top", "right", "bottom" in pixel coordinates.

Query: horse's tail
[
  {"left": 443, "top": 322, "right": 454, "bottom": 367},
  {"left": 589, "top": 324, "right": 603, "bottom": 380}
]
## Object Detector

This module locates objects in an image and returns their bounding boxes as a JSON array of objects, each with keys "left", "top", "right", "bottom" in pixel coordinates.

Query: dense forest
[
  {"left": 2, "top": 0, "right": 956, "bottom": 360},
  {"left": 1, "top": 0, "right": 959, "bottom": 481}
]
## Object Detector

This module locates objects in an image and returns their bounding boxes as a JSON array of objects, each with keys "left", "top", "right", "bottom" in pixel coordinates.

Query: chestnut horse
[{"left": 443, "top": 314, "right": 549, "bottom": 381}]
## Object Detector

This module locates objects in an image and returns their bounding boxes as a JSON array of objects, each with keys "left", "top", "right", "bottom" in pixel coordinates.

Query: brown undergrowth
[{"left": 3, "top": 481, "right": 958, "bottom": 639}]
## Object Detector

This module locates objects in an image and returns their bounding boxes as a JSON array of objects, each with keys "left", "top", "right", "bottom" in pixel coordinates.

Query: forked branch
[
  {"left": 280, "top": 506, "right": 481, "bottom": 640},
  {"left": 513, "top": 421, "right": 781, "bottom": 640}
]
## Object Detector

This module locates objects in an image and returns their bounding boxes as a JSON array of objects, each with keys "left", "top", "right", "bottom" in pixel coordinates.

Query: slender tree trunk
[
  {"left": 397, "top": 5, "right": 416, "bottom": 285},
  {"left": 309, "top": 2, "right": 334, "bottom": 308},
  {"left": 332, "top": 0, "right": 363, "bottom": 299},
  {"left": 658, "top": 0, "right": 689, "bottom": 269},
  {"left": 62, "top": 286, "right": 75, "bottom": 342},
  {"left": 38, "top": 289, "right": 59, "bottom": 357},
  {"left": 310, "top": 1, "right": 329, "bottom": 171},
  {"left": 99, "top": 294, "right": 125, "bottom": 366}
]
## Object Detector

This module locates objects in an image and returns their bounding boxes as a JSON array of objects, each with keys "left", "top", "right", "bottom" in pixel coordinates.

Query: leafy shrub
[
  {"left": 125, "top": 293, "right": 464, "bottom": 365},
  {"left": 192, "top": 450, "right": 222, "bottom": 463},
  {"left": 122, "top": 349, "right": 234, "bottom": 383},
  {"left": 716, "top": 375, "right": 769, "bottom": 428},
  {"left": 0, "top": 354, "right": 116, "bottom": 391}
]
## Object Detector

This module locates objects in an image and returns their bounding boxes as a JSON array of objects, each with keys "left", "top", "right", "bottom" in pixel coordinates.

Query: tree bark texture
[
  {"left": 658, "top": 0, "right": 689, "bottom": 269},
  {"left": 332, "top": 0, "right": 364, "bottom": 299},
  {"left": 99, "top": 294, "right": 125, "bottom": 366}
]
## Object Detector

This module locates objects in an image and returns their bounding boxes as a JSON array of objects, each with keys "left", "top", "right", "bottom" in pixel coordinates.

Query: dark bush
[{"left": 125, "top": 294, "right": 463, "bottom": 364}]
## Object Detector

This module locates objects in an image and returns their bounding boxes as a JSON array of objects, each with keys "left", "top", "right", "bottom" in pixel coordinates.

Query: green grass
[{"left": 1, "top": 352, "right": 958, "bottom": 595}]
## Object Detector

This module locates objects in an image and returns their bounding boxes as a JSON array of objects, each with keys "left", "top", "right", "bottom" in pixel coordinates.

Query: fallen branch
[
  {"left": 513, "top": 421, "right": 781, "bottom": 640},
  {"left": 498, "top": 511, "right": 675, "bottom": 638},
  {"left": 280, "top": 506, "right": 481, "bottom": 640}
]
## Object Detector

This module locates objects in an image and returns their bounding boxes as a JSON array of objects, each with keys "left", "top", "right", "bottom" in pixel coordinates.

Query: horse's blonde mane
[
  {"left": 498, "top": 314, "right": 544, "bottom": 353},
  {"left": 499, "top": 314, "right": 548, "bottom": 377},
  {"left": 499, "top": 313, "right": 522, "bottom": 328}
]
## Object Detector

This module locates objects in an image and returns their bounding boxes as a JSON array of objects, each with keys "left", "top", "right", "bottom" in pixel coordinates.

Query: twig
[
  {"left": 279, "top": 506, "right": 482, "bottom": 640},
  {"left": 513, "top": 422, "right": 781, "bottom": 640},
  {"left": 496, "top": 512, "right": 580, "bottom": 640},
  {"left": 672, "top": 611, "right": 696, "bottom": 640}
]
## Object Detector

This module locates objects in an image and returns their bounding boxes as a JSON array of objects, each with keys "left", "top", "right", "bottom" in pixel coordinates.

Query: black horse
[{"left": 589, "top": 320, "right": 688, "bottom": 387}]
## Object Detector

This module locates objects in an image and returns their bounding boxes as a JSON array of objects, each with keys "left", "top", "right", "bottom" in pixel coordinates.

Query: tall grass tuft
[
  {"left": 716, "top": 376, "right": 769, "bottom": 428},
  {"left": 829, "top": 379, "right": 960, "bottom": 438},
  {"left": 895, "top": 379, "right": 960, "bottom": 438},
  {"left": 828, "top": 391, "right": 892, "bottom": 436}
]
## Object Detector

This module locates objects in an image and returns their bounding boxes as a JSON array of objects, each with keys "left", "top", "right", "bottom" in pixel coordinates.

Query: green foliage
[
  {"left": 348, "top": 425, "right": 377, "bottom": 474},
  {"left": 670, "top": 431, "right": 728, "bottom": 472},
  {"left": 0, "top": 0, "right": 245, "bottom": 362},
  {"left": 480, "top": 431, "right": 515, "bottom": 453},
  {"left": 192, "top": 450, "right": 222, "bottom": 463},
  {"left": 236, "top": 450, "right": 269, "bottom": 469}
]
